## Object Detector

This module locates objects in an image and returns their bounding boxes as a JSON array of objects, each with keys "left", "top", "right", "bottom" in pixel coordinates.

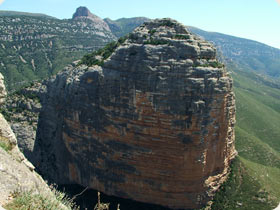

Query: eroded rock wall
[{"left": 35, "top": 19, "right": 236, "bottom": 209}]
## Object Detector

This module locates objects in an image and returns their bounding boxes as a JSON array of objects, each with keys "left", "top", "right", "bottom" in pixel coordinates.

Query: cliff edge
[{"left": 35, "top": 18, "right": 236, "bottom": 209}]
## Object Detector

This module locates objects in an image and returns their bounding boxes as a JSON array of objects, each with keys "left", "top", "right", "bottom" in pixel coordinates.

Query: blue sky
[{"left": 1, "top": 0, "right": 280, "bottom": 49}]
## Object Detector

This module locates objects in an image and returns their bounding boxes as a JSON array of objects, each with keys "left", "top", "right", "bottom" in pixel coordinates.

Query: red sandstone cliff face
[{"left": 35, "top": 18, "right": 236, "bottom": 209}]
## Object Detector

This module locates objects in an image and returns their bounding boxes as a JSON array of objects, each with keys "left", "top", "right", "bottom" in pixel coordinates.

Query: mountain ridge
[
  {"left": 189, "top": 26, "right": 280, "bottom": 50},
  {"left": 0, "top": 10, "right": 56, "bottom": 19},
  {"left": 104, "top": 17, "right": 150, "bottom": 38}
]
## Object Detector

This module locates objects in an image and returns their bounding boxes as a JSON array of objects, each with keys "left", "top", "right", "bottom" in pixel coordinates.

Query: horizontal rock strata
[{"left": 35, "top": 18, "right": 236, "bottom": 209}]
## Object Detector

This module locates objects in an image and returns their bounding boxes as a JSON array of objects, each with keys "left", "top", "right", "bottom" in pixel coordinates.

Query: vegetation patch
[
  {"left": 210, "top": 157, "right": 276, "bottom": 210},
  {"left": 143, "top": 38, "right": 169, "bottom": 45},
  {"left": 209, "top": 61, "right": 224, "bottom": 68},
  {"left": 0, "top": 136, "right": 13, "bottom": 152},
  {"left": 3, "top": 187, "right": 78, "bottom": 210},
  {"left": 148, "top": 29, "right": 156, "bottom": 35},
  {"left": 158, "top": 19, "right": 176, "bottom": 27},
  {"left": 193, "top": 61, "right": 224, "bottom": 68},
  {"left": 79, "top": 36, "right": 128, "bottom": 67}
]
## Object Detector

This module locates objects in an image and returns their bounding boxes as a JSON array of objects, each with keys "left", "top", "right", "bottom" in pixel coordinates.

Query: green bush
[
  {"left": 209, "top": 61, "right": 224, "bottom": 68},
  {"left": 192, "top": 61, "right": 224, "bottom": 68},
  {"left": 159, "top": 19, "right": 175, "bottom": 27},
  {"left": 148, "top": 29, "right": 156, "bottom": 35}
]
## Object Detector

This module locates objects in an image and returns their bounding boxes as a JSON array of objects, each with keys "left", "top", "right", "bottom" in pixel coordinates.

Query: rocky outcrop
[
  {"left": 0, "top": 73, "right": 6, "bottom": 104},
  {"left": 0, "top": 74, "right": 56, "bottom": 207},
  {"left": 35, "top": 19, "right": 236, "bottom": 209},
  {"left": 0, "top": 116, "right": 43, "bottom": 205}
]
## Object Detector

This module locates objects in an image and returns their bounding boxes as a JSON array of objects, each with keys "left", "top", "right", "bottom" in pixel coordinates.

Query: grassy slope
[
  {"left": 234, "top": 68, "right": 280, "bottom": 199},
  {"left": 211, "top": 157, "right": 275, "bottom": 210},
  {"left": 211, "top": 65, "right": 280, "bottom": 209}
]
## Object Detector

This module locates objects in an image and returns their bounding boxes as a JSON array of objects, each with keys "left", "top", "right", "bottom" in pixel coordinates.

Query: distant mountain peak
[
  {"left": 72, "top": 6, "right": 111, "bottom": 32},
  {"left": 72, "top": 6, "right": 94, "bottom": 19}
]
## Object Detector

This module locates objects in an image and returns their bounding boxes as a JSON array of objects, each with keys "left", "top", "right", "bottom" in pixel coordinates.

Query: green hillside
[
  {"left": 235, "top": 67, "right": 280, "bottom": 196},
  {"left": 210, "top": 64, "right": 280, "bottom": 209},
  {"left": 0, "top": 14, "right": 116, "bottom": 91}
]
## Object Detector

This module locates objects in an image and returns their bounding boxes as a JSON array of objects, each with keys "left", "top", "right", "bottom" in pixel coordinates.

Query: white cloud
[
  {"left": 0, "top": 0, "right": 5, "bottom": 5},
  {"left": 277, "top": 0, "right": 280, "bottom": 5}
]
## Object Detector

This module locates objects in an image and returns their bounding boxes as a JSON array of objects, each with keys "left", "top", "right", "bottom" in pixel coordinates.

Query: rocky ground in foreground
[{"left": 0, "top": 72, "right": 74, "bottom": 209}]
